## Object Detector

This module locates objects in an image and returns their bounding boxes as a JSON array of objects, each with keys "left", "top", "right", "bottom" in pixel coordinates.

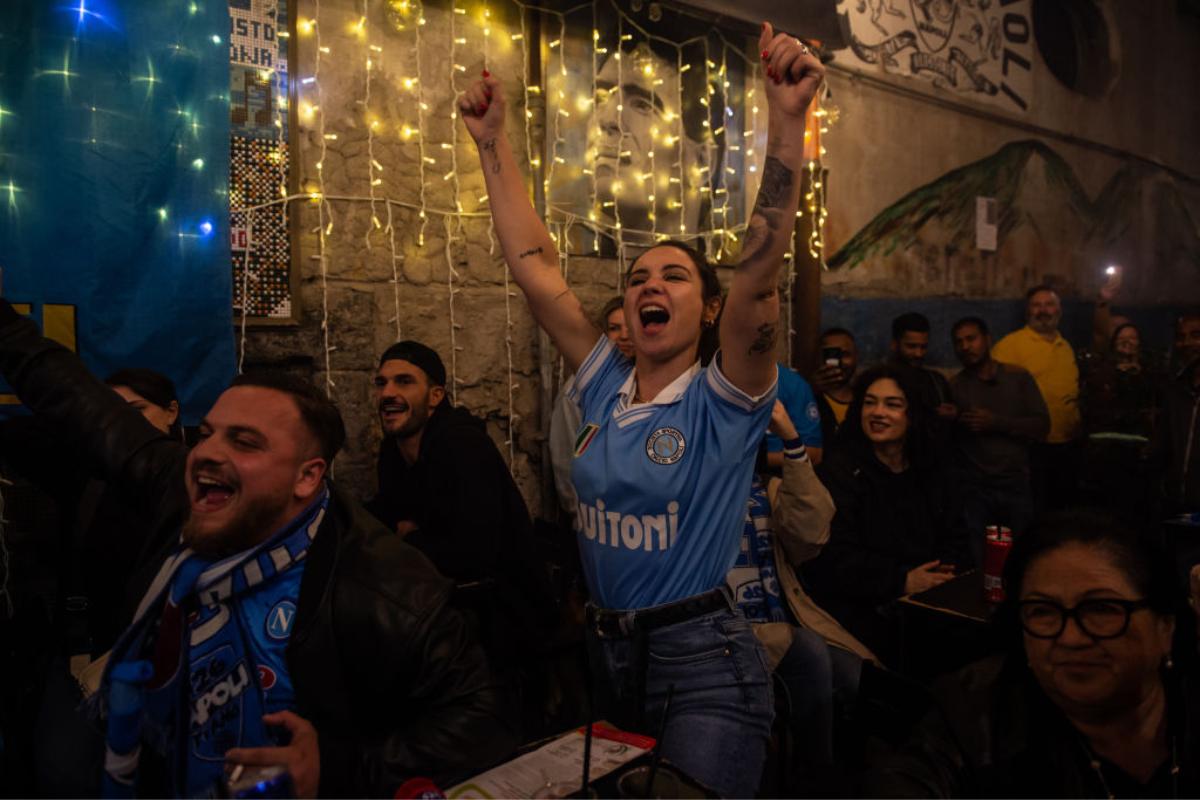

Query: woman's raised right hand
[{"left": 459, "top": 73, "right": 505, "bottom": 145}]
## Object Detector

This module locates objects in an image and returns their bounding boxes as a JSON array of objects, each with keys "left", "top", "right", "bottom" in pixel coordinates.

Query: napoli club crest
[
  {"left": 646, "top": 427, "right": 686, "bottom": 465},
  {"left": 265, "top": 600, "right": 296, "bottom": 641}
]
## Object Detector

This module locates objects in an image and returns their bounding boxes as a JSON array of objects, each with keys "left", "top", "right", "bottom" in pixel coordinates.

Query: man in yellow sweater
[{"left": 992, "top": 285, "right": 1082, "bottom": 512}]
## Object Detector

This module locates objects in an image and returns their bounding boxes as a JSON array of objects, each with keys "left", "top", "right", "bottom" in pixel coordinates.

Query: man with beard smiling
[
  {"left": 993, "top": 285, "right": 1083, "bottom": 511},
  {"left": 366, "top": 341, "right": 555, "bottom": 730},
  {"left": 0, "top": 299, "right": 513, "bottom": 797}
]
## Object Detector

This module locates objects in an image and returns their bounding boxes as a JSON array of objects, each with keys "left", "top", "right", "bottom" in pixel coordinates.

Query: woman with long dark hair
[
  {"left": 804, "top": 364, "right": 970, "bottom": 663},
  {"left": 460, "top": 23, "right": 823, "bottom": 797}
]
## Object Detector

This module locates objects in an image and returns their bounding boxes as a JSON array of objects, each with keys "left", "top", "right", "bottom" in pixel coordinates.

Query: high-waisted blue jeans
[{"left": 587, "top": 605, "right": 774, "bottom": 797}]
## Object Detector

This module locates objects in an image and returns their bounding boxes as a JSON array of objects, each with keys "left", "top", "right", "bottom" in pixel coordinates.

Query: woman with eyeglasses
[{"left": 865, "top": 509, "right": 1199, "bottom": 797}]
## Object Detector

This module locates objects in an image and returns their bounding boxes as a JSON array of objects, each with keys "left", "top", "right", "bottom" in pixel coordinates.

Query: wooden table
[{"left": 896, "top": 569, "right": 998, "bottom": 680}]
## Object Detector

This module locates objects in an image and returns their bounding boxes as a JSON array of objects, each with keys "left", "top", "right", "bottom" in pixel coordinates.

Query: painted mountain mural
[{"left": 827, "top": 140, "right": 1200, "bottom": 304}]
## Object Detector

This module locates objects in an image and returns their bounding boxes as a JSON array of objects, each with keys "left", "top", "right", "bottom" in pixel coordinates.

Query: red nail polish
[
  {"left": 478, "top": 104, "right": 488, "bottom": 113},
  {"left": 482, "top": 69, "right": 490, "bottom": 78},
  {"left": 761, "top": 50, "right": 769, "bottom": 60}
]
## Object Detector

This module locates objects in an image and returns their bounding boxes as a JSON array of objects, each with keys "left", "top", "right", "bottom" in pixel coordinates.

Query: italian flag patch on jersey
[{"left": 574, "top": 423, "right": 600, "bottom": 457}]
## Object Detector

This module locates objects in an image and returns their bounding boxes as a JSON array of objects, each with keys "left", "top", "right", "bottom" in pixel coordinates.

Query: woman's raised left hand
[{"left": 759, "top": 22, "right": 824, "bottom": 120}]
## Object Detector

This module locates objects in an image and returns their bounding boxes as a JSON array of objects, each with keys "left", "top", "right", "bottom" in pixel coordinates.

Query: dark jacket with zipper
[{"left": 0, "top": 300, "right": 516, "bottom": 796}]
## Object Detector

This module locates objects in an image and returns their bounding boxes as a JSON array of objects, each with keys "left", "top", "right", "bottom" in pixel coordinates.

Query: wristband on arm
[{"left": 782, "top": 437, "right": 808, "bottom": 462}]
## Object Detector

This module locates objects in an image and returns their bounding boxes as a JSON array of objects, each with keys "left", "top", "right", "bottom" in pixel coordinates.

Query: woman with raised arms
[{"left": 459, "top": 22, "right": 823, "bottom": 797}]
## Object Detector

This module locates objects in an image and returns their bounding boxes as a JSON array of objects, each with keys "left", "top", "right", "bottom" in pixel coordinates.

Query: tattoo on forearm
[
  {"left": 518, "top": 246, "right": 544, "bottom": 259},
  {"left": 738, "top": 156, "right": 795, "bottom": 267},
  {"left": 740, "top": 217, "right": 770, "bottom": 262},
  {"left": 755, "top": 156, "right": 795, "bottom": 211},
  {"left": 480, "top": 138, "right": 501, "bottom": 174},
  {"left": 749, "top": 322, "right": 778, "bottom": 355}
]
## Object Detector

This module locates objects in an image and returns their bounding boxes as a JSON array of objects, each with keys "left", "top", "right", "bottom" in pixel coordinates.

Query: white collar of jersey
[{"left": 616, "top": 361, "right": 702, "bottom": 413}]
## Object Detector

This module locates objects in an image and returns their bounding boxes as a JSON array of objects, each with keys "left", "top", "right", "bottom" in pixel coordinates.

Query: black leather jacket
[{"left": 0, "top": 301, "right": 516, "bottom": 796}]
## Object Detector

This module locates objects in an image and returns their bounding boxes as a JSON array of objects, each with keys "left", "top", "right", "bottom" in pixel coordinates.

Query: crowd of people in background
[{"left": 1, "top": 22, "right": 1199, "bottom": 799}]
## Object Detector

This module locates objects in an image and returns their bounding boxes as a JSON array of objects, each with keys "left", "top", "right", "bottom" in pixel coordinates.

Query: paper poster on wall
[
  {"left": 836, "top": 0, "right": 1034, "bottom": 114},
  {"left": 975, "top": 195, "right": 997, "bottom": 251}
]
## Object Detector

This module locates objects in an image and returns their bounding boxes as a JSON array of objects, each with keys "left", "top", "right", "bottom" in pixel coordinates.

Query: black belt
[{"left": 587, "top": 587, "right": 731, "bottom": 640}]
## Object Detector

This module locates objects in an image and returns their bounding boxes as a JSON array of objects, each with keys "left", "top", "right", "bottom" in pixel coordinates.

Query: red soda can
[{"left": 983, "top": 528, "right": 1012, "bottom": 603}]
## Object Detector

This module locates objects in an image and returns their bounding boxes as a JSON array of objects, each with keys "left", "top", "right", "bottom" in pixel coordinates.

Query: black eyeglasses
[{"left": 1017, "top": 598, "right": 1151, "bottom": 640}]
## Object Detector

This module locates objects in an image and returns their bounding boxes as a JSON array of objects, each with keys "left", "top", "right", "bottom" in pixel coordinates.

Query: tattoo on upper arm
[
  {"left": 518, "top": 246, "right": 544, "bottom": 259},
  {"left": 481, "top": 138, "right": 500, "bottom": 174},
  {"left": 749, "top": 322, "right": 778, "bottom": 355}
]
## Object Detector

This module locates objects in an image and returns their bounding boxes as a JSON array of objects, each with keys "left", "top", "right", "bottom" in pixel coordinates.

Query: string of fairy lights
[{"left": 229, "top": 0, "right": 833, "bottom": 468}]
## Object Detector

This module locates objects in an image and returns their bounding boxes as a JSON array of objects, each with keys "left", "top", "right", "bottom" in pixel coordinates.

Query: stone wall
[
  {"left": 245, "top": 0, "right": 1200, "bottom": 507},
  {"left": 240, "top": 0, "right": 590, "bottom": 510}
]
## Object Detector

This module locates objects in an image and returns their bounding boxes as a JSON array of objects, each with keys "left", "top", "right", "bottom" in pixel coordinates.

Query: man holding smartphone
[{"left": 811, "top": 327, "right": 859, "bottom": 447}]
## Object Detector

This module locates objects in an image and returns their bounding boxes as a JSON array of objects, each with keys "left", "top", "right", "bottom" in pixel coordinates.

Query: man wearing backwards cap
[{"left": 367, "top": 342, "right": 555, "bottom": 730}]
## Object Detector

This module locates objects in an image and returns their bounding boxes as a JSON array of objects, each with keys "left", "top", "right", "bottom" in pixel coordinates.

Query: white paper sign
[{"left": 976, "top": 195, "right": 997, "bottom": 251}]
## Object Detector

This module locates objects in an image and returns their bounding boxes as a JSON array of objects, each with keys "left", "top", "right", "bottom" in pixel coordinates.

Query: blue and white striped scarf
[{"left": 98, "top": 490, "right": 328, "bottom": 798}]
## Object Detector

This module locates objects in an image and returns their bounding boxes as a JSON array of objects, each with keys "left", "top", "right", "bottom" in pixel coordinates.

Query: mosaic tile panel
[
  {"left": 231, "top": 136, "right": 291, "bottom": 318},
  {"left": 229, "top": 0, "right": 292, "bottom": 320}
]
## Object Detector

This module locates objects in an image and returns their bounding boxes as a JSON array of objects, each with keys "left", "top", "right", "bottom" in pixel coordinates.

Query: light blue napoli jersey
[
  {"left": 567, "top": 336, "right": 776, "bottom": 609},
  {"left": 765, "top": 364, "right": 823, "bottom": 452}
]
